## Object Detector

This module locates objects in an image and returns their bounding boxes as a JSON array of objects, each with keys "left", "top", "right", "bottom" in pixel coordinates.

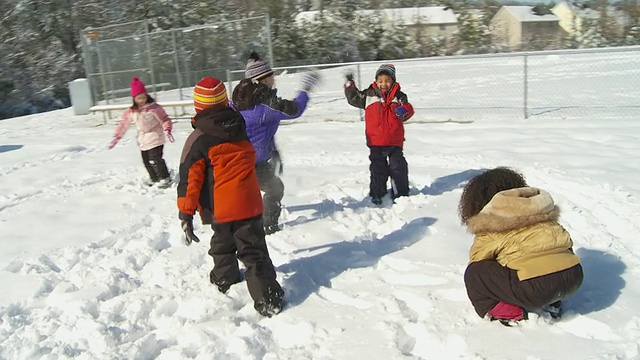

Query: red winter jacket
[{"left": 345, "top": 81, "right": 414, "bottom": 147}]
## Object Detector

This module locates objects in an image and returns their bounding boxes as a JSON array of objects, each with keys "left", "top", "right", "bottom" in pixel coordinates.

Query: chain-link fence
[
  {"left": 275, "top": 46, "right": 639, "bottom": 122},
  {"left": 82, "top": 18, "right": 639, "bottom": 121},
  {"left": 80, "top": 16, "right": 272, "bottom": 105}
]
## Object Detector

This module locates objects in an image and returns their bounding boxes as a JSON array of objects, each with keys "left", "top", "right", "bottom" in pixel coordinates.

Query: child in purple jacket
[{"left": 231, "top": 52, "right": 320, "bottom": 235}]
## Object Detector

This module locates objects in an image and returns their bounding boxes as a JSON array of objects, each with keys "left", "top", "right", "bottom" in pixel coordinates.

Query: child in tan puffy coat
[
  {"left": 458, "top": 167, "right": 583, "bottom": 326},
  {"left": 108, "top": 77, "right": 175, "bottom": 188}
]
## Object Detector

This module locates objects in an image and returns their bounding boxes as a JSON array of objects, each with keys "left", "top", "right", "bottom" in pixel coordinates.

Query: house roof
[
  {"left": 295, "top": 7, "right": 458, "bottom": 26},
  {"left": 503, "top": 6, "right": 559, "bottom": 22}
]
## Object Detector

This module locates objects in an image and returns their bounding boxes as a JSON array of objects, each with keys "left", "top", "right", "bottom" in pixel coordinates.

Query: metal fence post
[
  {"left": 226, "top": 69, "right": 233, "bottom": 95},
  {"left": 80, "top": 29, "right": 96, "bottom": 105},
  {"left": 357, "top": 64, "right": 363, "bottom": 122},
  {"left": 96, "top": 39, "right": 109, "bottom": 105},
  {"left": 265, "top": 14, "right": 274, "bottom": 68},
  {"left": 144, "top": 19, "right": 158, "bottom": 96},
  {"left": 171, "top": 29, "right": 183, "bottom": 100},
  {"left": 523, "top": 54, "right": 529, "bottom": 119}
]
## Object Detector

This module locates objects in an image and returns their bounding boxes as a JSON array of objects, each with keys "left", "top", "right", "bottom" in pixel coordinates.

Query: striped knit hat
[
  {"left": 193, "top": 76, "right": 228, "bottom": 113},
  {"left": 245, "top": 52, "right": 274, "bottom": 82},
  {"left": 375, "top": 64, "right": 396, "bottom": 82}
]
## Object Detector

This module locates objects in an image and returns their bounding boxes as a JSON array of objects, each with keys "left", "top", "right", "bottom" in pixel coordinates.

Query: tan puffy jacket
[{"left": 466, "top": 187, "right": 580, "bottom": 280}]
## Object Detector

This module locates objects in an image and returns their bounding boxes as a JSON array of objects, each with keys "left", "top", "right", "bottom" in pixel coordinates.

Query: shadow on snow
[
  {"left": 284, "top": 168, "right": 483, "bottom": 228},
  {"left": 278, "top": 217, "right": 436, "bottom": 306},
  {"left": 568, "top": 248, "right": 626, "bottom": 315},
  {"left": 0, "top": 145, "right": 23, "bottom": 154}
]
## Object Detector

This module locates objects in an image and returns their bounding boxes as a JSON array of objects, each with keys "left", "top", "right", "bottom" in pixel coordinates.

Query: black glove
[
  {"left": 345, "top": 72, "right": 354, "bottom": 82},
  {"left": 179, "top": 213, "right": 200, "bottom": 245},
  {"left": 300, "top": 71, "right": 321, "bottom": 92}
]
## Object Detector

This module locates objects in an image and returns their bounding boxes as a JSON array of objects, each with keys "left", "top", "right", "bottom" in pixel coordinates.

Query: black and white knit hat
[
  {"left": 375, "top": 64, "right": 396, "bottom": 82},
  {"left": 245, "top": 52, "right": 274, "bottom": 82}
]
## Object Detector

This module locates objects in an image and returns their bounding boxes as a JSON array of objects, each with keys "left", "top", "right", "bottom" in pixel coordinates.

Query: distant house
[
  {"left": 295, "top": 7, "right": 459, "bottom": 43},
  {"left": 551, "top": 1, "right": 599, "bottom": 35},
  {"left": 551, "top": 1, "right": 631, "bottom": 36},
  {"left": 490, "top": 6, "right": 562, "bottom": 51}
]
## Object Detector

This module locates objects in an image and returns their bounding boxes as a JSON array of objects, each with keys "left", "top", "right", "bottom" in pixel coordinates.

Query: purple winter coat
[{"left": 231, "top": 79, "right": 309, "bottom": 163}]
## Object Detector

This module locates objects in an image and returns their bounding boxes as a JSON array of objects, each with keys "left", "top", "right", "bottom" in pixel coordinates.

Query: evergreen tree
[{"left": 456, "top": 8, "right": 492, "bottom": 54}]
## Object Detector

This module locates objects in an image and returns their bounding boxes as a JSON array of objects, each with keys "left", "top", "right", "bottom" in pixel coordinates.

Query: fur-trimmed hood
[{"left": 466, "top": 187, "right": 560, "bottom": 234}]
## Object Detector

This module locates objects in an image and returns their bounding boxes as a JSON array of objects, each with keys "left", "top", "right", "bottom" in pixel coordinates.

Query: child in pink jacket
[{"left": 108, "top": 77, "right": 175, "bottom": 188}]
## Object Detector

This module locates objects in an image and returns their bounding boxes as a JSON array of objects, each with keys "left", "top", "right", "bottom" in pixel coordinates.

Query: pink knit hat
[{"left": 130, "top": 77, "right": 147, "bottom": 97}]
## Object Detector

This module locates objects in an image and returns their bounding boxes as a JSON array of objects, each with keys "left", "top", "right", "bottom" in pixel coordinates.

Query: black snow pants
[
  {"left": 208, "top": 215, "right": 283, "bottom": 302},
  {"left": 464, "top": 260, "right": 584, "bottom": 318},
  {"left": 255, "top": 161, "right": 284, "bottom": 229},
  {"left": 141, "top": 145, "right": 170, "bottom": 182},
  {"left": 369, "top": 145, "right": 409, "bottom": 199}
]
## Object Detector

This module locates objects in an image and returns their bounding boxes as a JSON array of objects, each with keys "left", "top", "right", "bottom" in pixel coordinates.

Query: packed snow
[{"left": 1, "top": 51, "right": 639, "bottom": 359}]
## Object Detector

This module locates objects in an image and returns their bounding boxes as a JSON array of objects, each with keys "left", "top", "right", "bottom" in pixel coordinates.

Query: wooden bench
[{"left": 90, "top": 100, "right": 193, "bottom": 124}]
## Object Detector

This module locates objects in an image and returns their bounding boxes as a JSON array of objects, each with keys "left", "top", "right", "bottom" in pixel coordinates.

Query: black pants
[
  {"left": 255, "top": 161, "right": 284, "bottom": 228},
  {"left": 209, "top": 215, "right": 282, "bottom": 302},
  {"left": 369, "top": 145, "right": 409, "bottom": 198},
  {"left": 141, "top": 145, "right": 170, "bottom": 182},
  {"left": 464, "top": 260, "right": 584, "bottom": 318}
]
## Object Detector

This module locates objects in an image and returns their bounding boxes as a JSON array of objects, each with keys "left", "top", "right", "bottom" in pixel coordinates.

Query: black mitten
[{"left": 179, "top": 213, "right": 200, "bottom": 245}]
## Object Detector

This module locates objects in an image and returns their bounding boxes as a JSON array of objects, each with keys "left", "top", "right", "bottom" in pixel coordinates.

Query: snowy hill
[{"left": 1, "top": 53, "right": 640, "bottom": 359}]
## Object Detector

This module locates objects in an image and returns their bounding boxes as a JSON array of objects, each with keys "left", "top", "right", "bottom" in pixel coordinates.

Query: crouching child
[{"left": 458, "top": 167, "right": 583, "bottom": 326}]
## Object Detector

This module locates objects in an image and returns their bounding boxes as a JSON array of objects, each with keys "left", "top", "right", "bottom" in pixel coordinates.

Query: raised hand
[{"left": 300, "top": 71, "right": 321, "bottom": 92}]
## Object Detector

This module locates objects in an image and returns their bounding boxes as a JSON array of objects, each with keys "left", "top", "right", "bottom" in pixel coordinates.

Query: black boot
[
  {"left": 264, "top": 224, "right": 281, "bottom": 235},
  {"left": 542, "top": 300, "right": 563, "bottom": 319},
  {"left": 210, "top": 270, "right": 242, "bottom": 294},
  {"left": 254, "top": 286, "right": 285, "bottom": 317}
]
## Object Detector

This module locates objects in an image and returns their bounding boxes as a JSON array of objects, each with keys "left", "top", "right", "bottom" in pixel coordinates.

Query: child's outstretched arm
[
  {"left": 108, "top": 109, "right": 133, "bottom": 149},
  {"left": 263, "top": 91, "right": 310, "bottom": 122},
  {"left": 153, "top": 105, "right": 174, "bottom": 142},
  {"left": 344, "top": 73, "right": 366, "bottom": 109}
]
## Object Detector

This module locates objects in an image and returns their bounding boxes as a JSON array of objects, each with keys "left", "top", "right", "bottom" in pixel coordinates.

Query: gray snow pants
[{"left": 255, "top": 161, "right": 284, "bottom": 229}]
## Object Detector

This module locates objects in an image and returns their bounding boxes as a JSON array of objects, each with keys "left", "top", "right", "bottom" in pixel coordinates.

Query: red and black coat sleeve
[{"left": 177, "top": 129, "right": 217, "bottom": 224}]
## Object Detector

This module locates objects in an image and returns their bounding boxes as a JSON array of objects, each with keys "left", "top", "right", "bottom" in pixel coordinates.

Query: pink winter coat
[{"left": 113, "top": 103, "right": 173, "bottom": 151}]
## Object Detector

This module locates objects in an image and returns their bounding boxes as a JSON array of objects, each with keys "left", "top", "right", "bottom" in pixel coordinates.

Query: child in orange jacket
[{"left": 177, "top": 76, "right": 284, "bottom": 317}]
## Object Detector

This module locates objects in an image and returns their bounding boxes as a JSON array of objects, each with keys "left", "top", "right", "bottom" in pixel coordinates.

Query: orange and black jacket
[{"left": 177, "top": 106, "right": 263, "bottom": 224}]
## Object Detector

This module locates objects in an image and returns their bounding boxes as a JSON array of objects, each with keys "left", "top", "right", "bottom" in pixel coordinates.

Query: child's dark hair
[
  {"left": 131, "top": 95, "right": 155, "bottom": 109},
  {"left": 458, "top": 167, "right": 528, "bottom": 225}
]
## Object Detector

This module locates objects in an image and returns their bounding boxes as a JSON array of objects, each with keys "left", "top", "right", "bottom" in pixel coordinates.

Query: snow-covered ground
[{"left": 1, "top": 52, "right": 640, "bottom": 359}]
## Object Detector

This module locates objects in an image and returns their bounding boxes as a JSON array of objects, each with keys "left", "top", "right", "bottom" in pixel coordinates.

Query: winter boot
[
  {"left": 157, "top": 177, "right": 171, "bottom": 189},
  {"left": 254, "top": 287, "right": 285, "bottom": 317},
  {"left": 541, "top": 300, "right": 563, "bottom": 319},
  {"left": 265, "top": 224, "right": 281, "bottom": 235},
  {"left": 210, "top": 270, "right": 242, "bottom": 294},
  {"left": 371, "top": 196, "right": 383, "bottom": 206}
]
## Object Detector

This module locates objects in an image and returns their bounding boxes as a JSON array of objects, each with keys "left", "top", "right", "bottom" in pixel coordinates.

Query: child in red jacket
[{"left": 344, "top": 64, "right": 414, "bottom": 205}]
